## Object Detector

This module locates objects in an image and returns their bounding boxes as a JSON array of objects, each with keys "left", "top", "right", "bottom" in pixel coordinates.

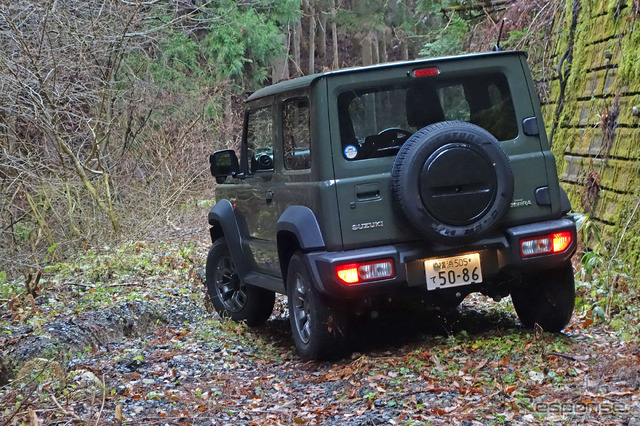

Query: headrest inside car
[{"left": 406, "top": 85, "right": 445, "bottom": 129}]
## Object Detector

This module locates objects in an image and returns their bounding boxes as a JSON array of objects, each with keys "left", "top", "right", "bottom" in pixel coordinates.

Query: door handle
[{"left": 355, "top": 183, "right": 381, "bottom": 201}]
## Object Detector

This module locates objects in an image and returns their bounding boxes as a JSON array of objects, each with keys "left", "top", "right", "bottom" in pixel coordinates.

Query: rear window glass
[{"left": 338, "top": 73, "right": 517, "bottom": 161}]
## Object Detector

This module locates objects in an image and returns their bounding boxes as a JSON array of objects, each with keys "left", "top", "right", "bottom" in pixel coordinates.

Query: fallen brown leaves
[{"left": 2, "top": 240, "right": 639, "bottom": 425}]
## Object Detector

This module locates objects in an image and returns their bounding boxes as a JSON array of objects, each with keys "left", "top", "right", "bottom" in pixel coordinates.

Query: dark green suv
[{"left": 207, "top": 51, "right": 577, "bottom": 360}]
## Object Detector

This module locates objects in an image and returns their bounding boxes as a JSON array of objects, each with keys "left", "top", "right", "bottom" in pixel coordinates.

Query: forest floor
[{"left": 1, "top": 209, "right": 639, "bottom": 425}]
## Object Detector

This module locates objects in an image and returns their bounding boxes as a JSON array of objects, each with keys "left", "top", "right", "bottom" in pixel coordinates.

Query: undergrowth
[
  {"left": 2, "top": 216, "right": 640, "bottom": 424},
  {"left": 572, "top": 212, "right": 640, "bottom": 340}
]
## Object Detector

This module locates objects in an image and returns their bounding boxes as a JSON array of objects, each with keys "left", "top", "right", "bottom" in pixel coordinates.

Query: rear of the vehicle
[
  {"left": 257, "top": 51, "right": 579, "bottom": 360},
  {"left": 308, "top": 51, "right": 575, "bottom": 310}
]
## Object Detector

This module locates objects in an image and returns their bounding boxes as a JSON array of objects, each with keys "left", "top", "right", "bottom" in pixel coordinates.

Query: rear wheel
[
  {"left": 206, "top": 238, "right": 275, "bottom": 327},
  {"left": 287, "top": 253, "right": 349, "bottom": 360},
  {"left": 511, "top": 262, "right": 575, "bottom": 332}
]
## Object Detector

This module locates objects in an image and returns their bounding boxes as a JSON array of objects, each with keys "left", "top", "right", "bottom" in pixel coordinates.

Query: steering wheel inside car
[
  {"left": 370, "top": 128, "right": 414, "bottom": 157},
  {"left": 377, "top": 127, "right": 413, "bottom": 139}
]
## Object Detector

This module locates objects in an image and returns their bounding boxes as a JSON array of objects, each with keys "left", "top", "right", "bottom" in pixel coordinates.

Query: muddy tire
[
  {"left": 511, "top": 262, "right": 575, "bottom": 332},
  {"left": 287, "top": 253, "right": 349, "bottom": 360},
  {"left": 206, "top": 238, "right": 274, "bottom": 327},
  {"left": 391, "top": 121, "right": 513, "bottom": 244}
]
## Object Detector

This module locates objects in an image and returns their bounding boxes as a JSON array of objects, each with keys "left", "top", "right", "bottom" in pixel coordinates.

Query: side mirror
[{"left": 209, "top": 149, "right": 239, "bottom": 184}]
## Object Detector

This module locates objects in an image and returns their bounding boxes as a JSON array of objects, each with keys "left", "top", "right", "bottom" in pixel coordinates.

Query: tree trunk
[
  {"left": 293, "top": 17, "right": 302, "bottom": 77},
  {"left": 273, "top": 26, "right": 290, "bottom": 83},
  {"left": 308, "top": 1, "right": 316, "bottom": 74},
  {"left": 401, "top": 40, "right": 409, "bottom": 61},
  {"left": 330, "top": 0, "right": 339, "bottom": 69},
  {"left": 318, "top": 8, "right": 327, "bottom": 61},
  {"left": 273, "top": 55, "right": 289, "bottom": 83},
  {"left": 372, "top": 33, "right": 380, "bottom": 64},
  {"left": 362, "top": 35, "right": 373, "bottom": 66},
  {"left": 379, "top": 37, "right": 388, "bottom": 63}
]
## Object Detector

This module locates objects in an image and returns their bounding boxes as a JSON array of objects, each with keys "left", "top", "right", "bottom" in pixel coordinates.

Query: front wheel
[
  {"left": 287, "top": 253, "right": 349, "bottom": 360},
  {"left": 511, "top": 262, "right": 575, "bottom": 332},
  {"left": 205, "top": 238, "right": 275, "bottom": 327}
]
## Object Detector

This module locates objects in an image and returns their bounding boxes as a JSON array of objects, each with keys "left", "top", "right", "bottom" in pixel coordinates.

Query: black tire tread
[
  {"left": 511, "top": 262, "right": 575, "bottom": 332},
  {"left": 287, "top": 253, "right": 349, "bottom": 360},
  {"left": 206, "top": 238, "right": 275, "bottom": 327}
]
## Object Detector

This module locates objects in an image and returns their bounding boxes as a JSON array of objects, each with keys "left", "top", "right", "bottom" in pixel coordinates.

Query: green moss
[
  {"left": 613, "top": 122, "right": 640, "bottom": 158},
  {"left": 561, "top": 182, "right": 582, "bottom": 212},
  {"left": 616, "top": 94, "right": 640, "bottom": 126},
  {"left": 555, "top": 101, "right": 577, "bottom": 130},
  {"left": 549, "top": 0, "right": 640, "bottom": 274},
  {"left": 541, "top": 104, "right": 554, "bottom": 124},
  {"left": 566, "top": 46, "right": 589, "bottom": 94},
  {"left": 619, "top": 25, "right": 640, "bottom": 81},
  {"left": 616, "top": 2, "right": 640, "bottom": 82},
  {"left": 596, "top": 160, "right": 639, "bottom": 193},
  {"left": 607, "top": 0, "right": 630, "bottom": 19}
]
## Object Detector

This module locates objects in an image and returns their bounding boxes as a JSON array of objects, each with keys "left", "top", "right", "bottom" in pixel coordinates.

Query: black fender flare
[
  {"left": 276, "top": 206, "right": 325, "bottom": 282},
  {"left": 208, "top": 199, "right": 249, "bottom": 277},
  {"left": 277, "top": 206, "right": 325, "bottom": 250}
]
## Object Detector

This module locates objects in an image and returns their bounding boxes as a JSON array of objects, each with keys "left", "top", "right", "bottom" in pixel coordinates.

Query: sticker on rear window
[{"left": 344, "top": 145, "right": 358, "bottom": 159}]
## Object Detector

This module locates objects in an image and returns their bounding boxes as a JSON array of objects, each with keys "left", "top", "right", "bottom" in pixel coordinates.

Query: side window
[
  {"left": 246, "top": 107, "right": 274, "bottom": 173},
  {"left": 282, "top": 97, "right": 311, "bottom": 170}
]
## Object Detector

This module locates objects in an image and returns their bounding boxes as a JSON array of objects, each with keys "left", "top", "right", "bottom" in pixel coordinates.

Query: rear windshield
[{"left": 338, "top": 73, "right": 517, "bottom": 161}]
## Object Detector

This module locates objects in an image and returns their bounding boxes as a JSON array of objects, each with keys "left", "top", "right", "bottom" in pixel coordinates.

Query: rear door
[{"left": 326, "top": 53, "right": 556, "bottom": 249}]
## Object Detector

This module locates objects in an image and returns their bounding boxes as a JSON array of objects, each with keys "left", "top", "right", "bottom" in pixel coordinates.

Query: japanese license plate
[{"left": 425, "top": 253, "right": 482, "bottom": 290}]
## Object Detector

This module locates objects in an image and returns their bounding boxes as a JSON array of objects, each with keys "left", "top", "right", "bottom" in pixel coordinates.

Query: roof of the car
[{"left": 246, "top": 50, "right": 525, "bottom": 102}]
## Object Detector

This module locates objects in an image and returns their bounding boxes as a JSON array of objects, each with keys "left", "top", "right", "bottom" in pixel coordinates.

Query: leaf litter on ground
[{"left": 1, "top": 217, "right": 639, "bottom": 425}]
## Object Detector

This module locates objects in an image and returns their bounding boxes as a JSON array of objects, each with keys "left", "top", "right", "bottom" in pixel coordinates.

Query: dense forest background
[{"left": 0, "top": 0, "right": 561, "bottom": 277}]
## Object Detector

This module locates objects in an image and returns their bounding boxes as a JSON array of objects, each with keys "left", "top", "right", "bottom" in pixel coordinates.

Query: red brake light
[
  {"left": 413, "top": 68, "right": 439, "bottom": 77},
  {"left": 552, "top": 232, "right": 572, "bottom": 253},
  {"left": 336, "top": 263, "right": 360, "bottom": 284},
  {"left": 335, "top": 259, "right": 395, "bottom": 285},
  {"left": 520, "top": 231, "right": 572, "bottom": 258}
]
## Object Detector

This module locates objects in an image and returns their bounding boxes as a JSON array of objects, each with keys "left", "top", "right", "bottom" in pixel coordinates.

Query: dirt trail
[{"left": 1, "top": 214, "right": 639, "bottom": 424}]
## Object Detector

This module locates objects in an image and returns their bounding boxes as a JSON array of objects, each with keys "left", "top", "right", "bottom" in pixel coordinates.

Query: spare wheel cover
[{"left": 391, "top": 121, "right": 513, "bottom": 244}]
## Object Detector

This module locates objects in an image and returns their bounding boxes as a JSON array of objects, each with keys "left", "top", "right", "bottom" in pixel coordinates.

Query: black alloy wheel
[{"left": 205, "top": 238, "right": 274, "bottom": 327}]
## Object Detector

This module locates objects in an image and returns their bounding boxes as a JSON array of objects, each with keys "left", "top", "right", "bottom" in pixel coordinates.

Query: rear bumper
[{"left": 305, "top": 217, "right": 577, "bottom": 298}]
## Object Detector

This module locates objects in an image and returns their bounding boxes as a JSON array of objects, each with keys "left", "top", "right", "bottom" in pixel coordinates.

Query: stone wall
[{"left": 543, "top": 0, "right": 640, "bottom": 261}]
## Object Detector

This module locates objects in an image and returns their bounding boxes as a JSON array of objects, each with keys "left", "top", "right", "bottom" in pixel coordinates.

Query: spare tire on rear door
[{"left": 391, "top": 121, "right": 514, "bottom": 244}]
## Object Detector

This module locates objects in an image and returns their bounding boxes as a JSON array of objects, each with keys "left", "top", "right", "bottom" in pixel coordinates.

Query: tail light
[
  {"left": 336, "top": 259, "right": 395, "bottom": 284},
  {"left": 520, "top": 232, "right": 572, "bottom": 258}
]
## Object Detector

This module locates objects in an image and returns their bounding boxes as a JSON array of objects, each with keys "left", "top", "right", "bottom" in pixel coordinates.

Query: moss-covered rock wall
[{"left": 543, "top": 0, "right": 640, "bottom": 262}]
